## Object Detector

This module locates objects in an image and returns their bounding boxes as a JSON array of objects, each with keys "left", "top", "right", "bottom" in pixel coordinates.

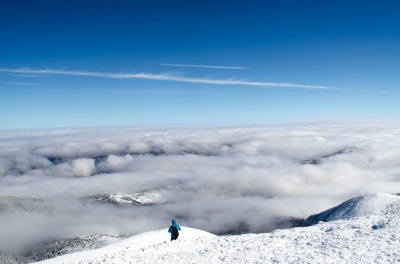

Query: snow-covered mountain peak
[{"left": 304, "top": 192, "right": 400, "bottom": 226}]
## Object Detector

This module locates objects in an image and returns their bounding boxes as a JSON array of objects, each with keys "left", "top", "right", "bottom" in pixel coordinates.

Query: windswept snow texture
[
  {"left": 304, "top": 193, "right": 400, "bottom": 226},
  {"left": 35, "top": 216, "right": 400, "bottom": 264},
  {"left": 1, "top": 122, "right": 400, "bottom": 252}
]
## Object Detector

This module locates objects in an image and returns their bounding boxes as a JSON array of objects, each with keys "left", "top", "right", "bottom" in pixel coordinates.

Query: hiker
[{"left": 168, "top": 219, "right": 181, "bottom": 241}]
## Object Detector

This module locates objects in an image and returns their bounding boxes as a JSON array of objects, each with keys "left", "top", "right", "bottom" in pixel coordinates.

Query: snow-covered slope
[
  {"left": 304, "top": 193, "right": 400, "bottom": 226},
  {"left": 35, "top": 215, "right": 400, "bottom": 264},
  {"left": 34, "top": 192, "right": 400, "bottom": 264}
]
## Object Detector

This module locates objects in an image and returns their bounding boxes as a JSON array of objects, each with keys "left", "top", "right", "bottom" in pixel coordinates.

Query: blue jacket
[{"left": 168, "top": 219, "right": 181, "bottom": 237}]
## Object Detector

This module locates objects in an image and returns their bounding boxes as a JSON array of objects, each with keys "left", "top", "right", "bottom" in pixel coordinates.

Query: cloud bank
[
  {"left": 0, "top": 67, "right": 330, "bottom": 89},
  {"left": 1, "top": 122, "right": 400, "bottom": 251}
]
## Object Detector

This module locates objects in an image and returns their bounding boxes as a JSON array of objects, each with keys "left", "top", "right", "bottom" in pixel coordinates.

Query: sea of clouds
[{"left": 1, "top": 122, "right": 400, "bottom": 251}]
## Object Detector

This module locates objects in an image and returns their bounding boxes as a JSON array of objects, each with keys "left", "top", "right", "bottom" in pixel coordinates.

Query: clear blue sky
[{"left": 0, "top": 0, "right": 399, "bottom": 129}]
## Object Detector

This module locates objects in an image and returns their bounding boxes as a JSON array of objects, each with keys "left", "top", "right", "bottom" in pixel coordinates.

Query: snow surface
[
  {"left": 35, "top": 193, "right": 400, "bottom": 263},
  {"left": 35, "top": 227, "right": 216, "bottom": 264}
]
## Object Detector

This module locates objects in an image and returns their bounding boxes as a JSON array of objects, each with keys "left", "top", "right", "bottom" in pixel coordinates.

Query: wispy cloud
[
  {"left": 152, "top": 63, "right": 247, "bottom": 70},
  {"left": 9, "top": 73, "right": 43, "bottom": 78},
  {"left": 0, "top": 68, "right": 331, "bottom": 89},
  {"left": 6, "top": 82, "right": 44, "bottom": 86},
  {"left": 363, "top": 90, "right": 391, "bottom": 94}
]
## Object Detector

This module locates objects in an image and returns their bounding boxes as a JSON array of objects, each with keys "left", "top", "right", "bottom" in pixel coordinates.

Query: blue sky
[{"left": 0, "top": 0, "right": 399, "bottom": 129}]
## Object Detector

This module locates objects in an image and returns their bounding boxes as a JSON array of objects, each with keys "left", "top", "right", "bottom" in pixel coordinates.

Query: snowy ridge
[{"left": 304, "top": 193, "right": 400, "bottom": 226}]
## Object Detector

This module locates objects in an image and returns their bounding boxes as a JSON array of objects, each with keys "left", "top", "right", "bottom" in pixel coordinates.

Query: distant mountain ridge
[
  {"left": 301, "top": 147, "right": 362, "bottom": 165},
  {"left": 81, "top": 191, "right": 164, "bottom": 206}
]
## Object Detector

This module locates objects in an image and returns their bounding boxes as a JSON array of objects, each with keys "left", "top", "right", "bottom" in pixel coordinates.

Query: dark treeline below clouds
[{"left": 1, "top": 122, "right": 400, "bottom": 251}]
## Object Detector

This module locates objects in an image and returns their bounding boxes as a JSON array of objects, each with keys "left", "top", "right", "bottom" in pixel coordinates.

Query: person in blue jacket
[{"left": 168, "top": 219, "right": 181, "bottom": 241}]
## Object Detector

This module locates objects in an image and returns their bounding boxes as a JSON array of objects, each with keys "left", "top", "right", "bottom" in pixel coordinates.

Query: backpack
[{"left": 172, "top": 226, "right": 179, "bottom": 238}]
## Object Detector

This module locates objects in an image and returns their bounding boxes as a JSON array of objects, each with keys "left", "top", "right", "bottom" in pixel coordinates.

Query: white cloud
[
  {"left": 0, "top": 122, "right": 399, "bottom": 250},
  {"left": 0, "top": 67, "right": 331, "bottom": 89}
]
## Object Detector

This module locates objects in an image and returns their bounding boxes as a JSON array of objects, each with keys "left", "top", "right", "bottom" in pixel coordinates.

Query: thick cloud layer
[{"left": 0, "top": 123, "right": 400, "bottom": 251}]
